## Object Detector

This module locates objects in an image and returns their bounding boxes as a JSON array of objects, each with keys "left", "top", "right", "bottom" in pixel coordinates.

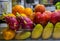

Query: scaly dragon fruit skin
[
  {"left": 5, "top": 16, "right": 19, "bottom": 31},
  {"left": 17, "top": 16, "right": 33, "bottom": 30}
]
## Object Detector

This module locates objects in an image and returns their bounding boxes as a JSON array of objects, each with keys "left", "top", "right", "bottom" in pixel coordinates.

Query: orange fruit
[
  {"left": 2, "top": 29, "right": 15, "bottom": 40},
  {"left": 24, "top": 8, "right": 33, "bottom": 16},
  {"left": 12, "top": 5, "right": 24, "bottom": 15},
  {"left": 34, "top": 4, "right": 45, "bottom": 13}
]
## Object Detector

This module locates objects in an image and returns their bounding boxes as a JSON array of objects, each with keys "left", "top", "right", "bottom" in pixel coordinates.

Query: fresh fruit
[
  {"left": 34, "top": 4, "right": 45, "bottom": 13},
  {"left": 34, "top": 12, "right": 41, "bottom": 24},
  {"left": 24, "top": 8, "right": 34, "bottom": 21},
  {"left": 55, "top": 2, "right": 60, "bottom": 9},
  {"left": 20, "top": 13, "right": 27, "bottom": 17},
  {"left": 43, "top": 11, "right": 52, "bottom": 19},
  {"left": 50, "top": 12, "right": 59, "bottom": 24},
  {"left": 5, "top": 13, "right": 16, "bottom": 18},
  {"left": 2, "top": 13, "right": 16, "bottom": 20},
  {"left": 34, "top": 12, "right": 49, "bottom": 26},
  {"left": 31, "top": 24, "right": 43, "bottom": 39},
  {"left": 53, "top": 22, "right": 60, "bottom": 39},
  {"left": 4, "top": 14, "right": 19, "bottom": 31},
  {"left": 24, "top": 8, "right": 33, "bottom": 16},
  {"left": 12, "top": 5, "right": 24, "bottom": 15},
  {"left": 15, "top": 31, "right": 31, "bottom": 40},
  {"left": 16, "top": 13, "right": 33, "bottom": 30},
  {"left": 2, "top": 29, "right": 15, "bottom": 40},
  {"left": 42, "top": 22, "right": 54, "bottom": 39}
]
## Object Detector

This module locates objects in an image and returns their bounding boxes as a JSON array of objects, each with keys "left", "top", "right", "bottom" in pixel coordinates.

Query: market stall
[{"left": 0, "top": 0, "right": 60, "bottom": 41}]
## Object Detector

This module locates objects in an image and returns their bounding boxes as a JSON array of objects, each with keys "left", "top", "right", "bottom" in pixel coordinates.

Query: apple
[{"left": 34, "top": 4, "right": 45, "bottom": 13}]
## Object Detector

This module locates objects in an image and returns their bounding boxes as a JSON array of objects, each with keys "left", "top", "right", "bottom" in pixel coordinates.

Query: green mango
[
  {"left": 15, "top": 31, "right": 31, "bottom": 40},
  {"left": 42, "top": 22, "right": 54, "bottom": 39},
  {"left": 53, "top": 22, "right": 60, "bottom": 39},
  {"left": 31, "top": 24, "right": 43, "bottom": 39}
]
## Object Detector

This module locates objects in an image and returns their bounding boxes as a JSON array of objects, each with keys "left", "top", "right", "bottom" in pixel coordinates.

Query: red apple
[{"left": 34, "top": 4, "right": 45, "bottom": 13}]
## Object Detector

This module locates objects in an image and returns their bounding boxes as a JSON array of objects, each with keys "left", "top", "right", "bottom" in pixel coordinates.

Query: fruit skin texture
[
  {"left": 34, "top": 12, "right": 41, "bottom": 24},
  {"left": 50, "top": 12, "right": 60, "bottom": 24},
  {"left": 24, "top": 8, "right": 34, "bottom": 21},
  {"left": 12, "top": 5, "right": 24, "bottom": 15},
  {"left": 34, "top": 12, "right": 50, "bottom": 26},
  {"left": 43, "top": 11, "right": 52, "bottom": 19},
  {"left": 15, "top": 31, "right": 31, "bottom": 40},
  {"left": 5, "top": 16, "right": 19, "bottom": 31},
  {"left": 24, "top": 8, "right": 33, "bottom": 16},
  {"left": 34, "top": 4, "right": 45, "bottom": 13},
  {"left": 53, "top": 22, "right": 60, "bottom": 39},
  {"left": 42, "top": 22, "right": 54, "bottom": 39},
  {"left": 16, "top": 13, "right": 33, "bottom": 30},
  {"left": 2, "top": 29, "right": 15, "bottom": 40},
  {"left": 31, "top": 24, "right": 43, "bottom": 39}
]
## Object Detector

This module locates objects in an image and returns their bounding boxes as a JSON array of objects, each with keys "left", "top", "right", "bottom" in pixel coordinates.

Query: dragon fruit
[
  {"left": 16, "top": 13, "right": 33, "bottom": 30},
  {"left": 4, "top": 15, "right": 19, "bottom": 31}
]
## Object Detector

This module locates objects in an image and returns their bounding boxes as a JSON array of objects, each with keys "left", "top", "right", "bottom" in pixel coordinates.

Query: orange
[
  {"left": 12, "top": 5, "right": 24, "bottom": 15},
  {"left": 2, "top": 29, "right": 15, "bottom": 40},
  {"left": 24, "top": 8, "right": 33, "bottom": 16},
  {"left": 34, "top": 4, "right": 45, "bottom": 13}
]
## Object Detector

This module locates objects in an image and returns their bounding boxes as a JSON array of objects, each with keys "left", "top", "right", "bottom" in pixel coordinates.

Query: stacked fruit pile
[{"left": 1, "top": 4, "right": 60, "bottom": 40}]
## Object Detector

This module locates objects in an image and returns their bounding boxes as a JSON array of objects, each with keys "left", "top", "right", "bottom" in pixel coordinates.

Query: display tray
[{"left": 0, "top": 23, "right": 60, "bottom": 41}]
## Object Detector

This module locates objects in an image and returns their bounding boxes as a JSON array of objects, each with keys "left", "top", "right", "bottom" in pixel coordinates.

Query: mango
[
  {"left": 15, "top": 31, "right": 31, "bottom": 40},
  {"left": 53, "top": 22, "right": 60, "bottom": 39},
  {"left": 31, "top": 24, "right": 43, "bottom": 39},
  {"left": 42, "top": 22, "right": 54, "bottom": 39}
]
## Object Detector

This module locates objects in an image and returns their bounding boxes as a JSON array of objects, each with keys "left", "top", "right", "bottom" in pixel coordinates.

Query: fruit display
[
  {"left": 31, "top": 24, "right": 43, "bottom": 39},
  {"left": 1, "top": 4, "right": 60, "bottom": 40},
  {"left": 42, "top": 22, "right": 54, "bottom": 39},
  {"left": 53, "top": 22, "right": 60, "bottom": 39}
]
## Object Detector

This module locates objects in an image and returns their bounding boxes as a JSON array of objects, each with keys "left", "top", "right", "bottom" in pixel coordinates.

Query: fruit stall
[{"left": 0, "top": 0, "right": 60, "bottom": 41}]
